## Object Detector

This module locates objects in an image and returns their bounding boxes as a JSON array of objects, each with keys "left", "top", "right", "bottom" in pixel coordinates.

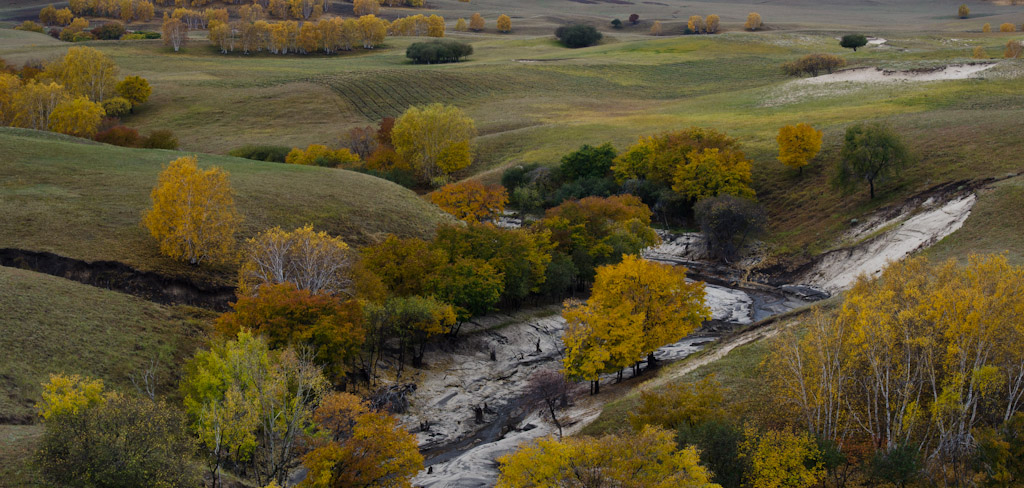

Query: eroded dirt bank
[{"left": 0, "top": 248, "right": 235, "bottom": 310}]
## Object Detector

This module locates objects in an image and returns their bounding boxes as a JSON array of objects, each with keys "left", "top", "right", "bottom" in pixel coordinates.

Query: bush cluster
[
  {"left": 406, "top": 39, "right": 473, "bottom": 64},
  {"left": 555, "top": 24, "right": 602, "bottom": 48}
]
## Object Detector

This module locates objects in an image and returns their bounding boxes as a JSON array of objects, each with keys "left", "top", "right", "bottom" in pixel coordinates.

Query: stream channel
[{"left": 405, "top": 233, "right": 824, "bottom": 487}]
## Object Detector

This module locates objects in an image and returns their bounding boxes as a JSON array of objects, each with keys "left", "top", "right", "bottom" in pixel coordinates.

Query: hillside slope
[{"left": 0, "top": 128, "right": 450, "bottom": 284}]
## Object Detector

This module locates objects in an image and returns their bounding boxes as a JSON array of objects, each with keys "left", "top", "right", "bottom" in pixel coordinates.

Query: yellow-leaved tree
[
  {"left": 426, "top": 14, "right": 445, "bottom": 37},
  {"left": 48, "top": 96, "right": 105, "bottom": 138},
  {"left": 496, "top": 14, "right": 511, "bottom": 33},
  {"left": 43, "top": 46, "right": 118, "bottom": 102},
  {"left": 740, "top": 426, "right": 825, "bottom": 488},
  {"left": 589, "top": 254, "right": 709, "bottom": 369},
  {"left": 115, "top": 75, "right": 152, "bottom": 109},
  {"left": 429, "top": 180, "right": 508, "bottom": 223},
  {"left": 650, "top": 20, "right": 663, "bottom": 35},
  {"left": 0, "top": 72, "right": 22, "bottom": 125},
  {"left": 162, "top": 13, "right": 188, "bottom": 52},
  {"left": 745, "top": 12, "right": 762, "bottom": 30},
  {"left": 353, "top": 0, "right": 380, "bottom": 16},
  {"left": 706, "top": 14, "right": 721, "bottom": 33},
  {"left": 35, "top": 374, "right": 107, "bottom": 421},
  {"left": 11, "top": 80, "right": 70, "bottom": 131},
  {"left": 776, "top": 123, "right": 823, "bottom": 175},
  {"left": 562, "top": 255, "right": 708, "bottom": 394},
  {"left": 142, "top": 156, "right": 241, "bottom": 265},
  {"left": 687, "top": 15, "right": 704, "bottom": 34},
  {"left": 496, "top": 426, "right": 720, "bottom": 488},
  {"left": 766, "top": 255, "right": 1024, "bottom": 483},
  {"left": 455, "top": 18, "right": 468, "bottom": 32},
  {"left": 392, "top": 103, "right": 476, "bottom": 185},
  {"left": 672, "top": 147, "right": 756, "bottom": 201}
]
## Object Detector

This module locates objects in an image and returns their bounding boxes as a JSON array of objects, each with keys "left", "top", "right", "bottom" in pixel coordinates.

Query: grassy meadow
[
  {"left": 0, "top": 128, "right": 450, "bottom": 284},
  {"left": 4, "top": 21, "right": 1021, "bottom": 260}
]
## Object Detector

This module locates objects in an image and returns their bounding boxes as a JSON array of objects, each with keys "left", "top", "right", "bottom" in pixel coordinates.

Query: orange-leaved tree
[
  {"left": 142, "top": 156, "right": 241, "bottom": 265},
  {"left": 497, "top": 14, "right": 511, "bottom": 33},
  {"left": 776, "top": 123, "right": 823, "bottom": 175},
  {"left": 300, "top": 392, "right": 423, "bottom": 488},
  {"left": 216, "top": 282, "right": 365, "bottom": 381},
  {"left": 429, "top": 180, "right": 508, "bottom": 224},
  {"left": 469, "top": 12, "right": 484, "bottom": 31}
]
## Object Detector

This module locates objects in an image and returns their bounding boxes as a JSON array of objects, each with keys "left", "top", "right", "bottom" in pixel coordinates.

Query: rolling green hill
[{"left": 0, "top": 128, "right": 450, "bottom": 285}]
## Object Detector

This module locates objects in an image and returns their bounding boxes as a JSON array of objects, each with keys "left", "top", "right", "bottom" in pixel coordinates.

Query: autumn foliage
[
  {"left": 767, "top": 255, "right": 1024, "bottom": 484},
  {"left": 301, "top": 392, "right": 423, "bottom": 488},
  {"left": 561, "top": 255, "right": 708, "bottom": 393},
  {"left": 745, "top": 12, "right": 762, "bottom": 30},
  {"left": 429, "top": 180, "right": 508, "bottom": 223},
  {"left": 391, "top": 103, "right": 476, "bottom": 184},
  {"left": 142, "top": 156, "right": 241, "bottom": 265},
  {"left": 496, "top": 426, "right": 717, "bottom": 487},
  {"left": 217, "top": 283, "right": 365, "bottom": 380},
  {"left": 776, "top": 123, "right": 823, "bottom": 174}
]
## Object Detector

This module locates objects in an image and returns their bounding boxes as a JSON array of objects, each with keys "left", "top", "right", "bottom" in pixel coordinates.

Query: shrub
[
  {"left": 15, "top": 20, "right": 46, "bottom": 33},
  {"left": 228, "top": 144, "right": 291, "bottom": 163},
  {"left": 143, "top": 129, "right": 179, "bottom": 149},
  {"left": 958, "top": 3, "right": 970, "bottom": 18},
  {"left": 1000, "top": 23, "right": 1016, "bottom": 32},
  {"left": 95, "top": 125, "right": 142, "bottom": 147},
  {"left": 406, "top": 39, "right": 474, "bottom": 64},
  {"left": 611, "top": 19, "right": 623, "bottom": 29},
  {"left": 983, "top": 23, "right": 991, "bottom": 33},
  {"left": 629, "top": 13, "right": 639, "bottom": 24},
  {"left": 91, "top": 21, "right": 125, "bottom": 40},
  {"left": 840, "top": 33, "right": 868, "bottom": 51},
  {"left": 782, "top": 53, "right": 847, "bottom": 77},
  {"left": 101, "top": 97, "right": 132, "bottom": 118},
  {"left": 36, "top": 396, "right": 200, "bottom": 488},
  {"left": 555, "top": 24, "right": 602, "bottom": 48},
  {"left": 1006, "top": 41, "right": 1023, "bottom": 59}
]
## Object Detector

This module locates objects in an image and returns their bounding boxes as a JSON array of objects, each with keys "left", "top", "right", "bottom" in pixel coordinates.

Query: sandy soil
[
  {"left": 798, "top": 63, "right": 998, "bottom": 85},
  {"left": 801, "top": 194, "right": 976, "bottom": 292}
]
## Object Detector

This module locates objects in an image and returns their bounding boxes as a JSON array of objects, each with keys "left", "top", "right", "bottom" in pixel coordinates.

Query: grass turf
[{"left": 0, "top": 127, "right": 450, "bottom": 285}]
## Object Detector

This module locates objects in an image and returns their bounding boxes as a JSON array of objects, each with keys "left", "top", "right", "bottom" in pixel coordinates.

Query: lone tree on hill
[
  {"left": 745, "top": 12, "right": 762, "bottom": 31},
  {"left": 497, "top": 14, "right": 511, "bottom": 32},
  {"left": 958, "top": 3, "right": 970, "bottom": 18},
  {"left": 777, "top": 122, "right": 824, "bottom": 175},
  {"left": 833, "top": 123, "right": 912, "bottom": 199},
  {"left": 143, "top": 156, "right": 240, "bottom": 265},
  {"left": 629, "top": 13, "right": 639, "bottom": 24},
  {"left": 840, "top": 33, "right": 868, "bottom": 51},
  {"left": 611, "top": 18, "right": 622, "bottom": 29}
]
